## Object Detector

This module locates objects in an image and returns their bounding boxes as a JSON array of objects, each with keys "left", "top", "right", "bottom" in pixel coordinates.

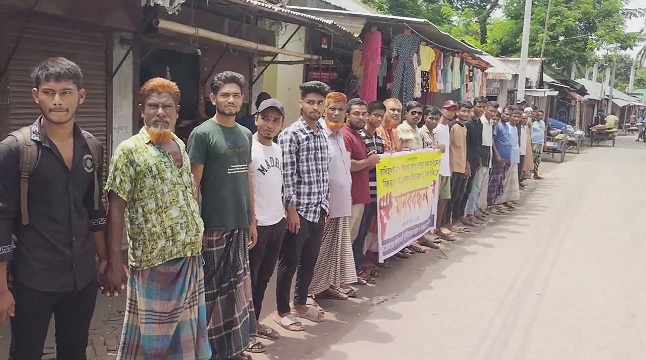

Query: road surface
[{"left": 1, "top": 135, "right": 644, "bottom": 360}]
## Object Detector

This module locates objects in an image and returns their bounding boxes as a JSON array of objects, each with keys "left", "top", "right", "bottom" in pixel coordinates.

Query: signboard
[{"left": 376, "top": 150, "right": 441, "bottom": 261}]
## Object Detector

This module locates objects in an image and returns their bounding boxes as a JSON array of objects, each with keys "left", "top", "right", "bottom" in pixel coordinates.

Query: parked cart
[
  {"left": 589, "top": 127, "right": 617, "bottom": 147},
  {"left": 543, "top": 133, "right": 567, "bottom": 163}
]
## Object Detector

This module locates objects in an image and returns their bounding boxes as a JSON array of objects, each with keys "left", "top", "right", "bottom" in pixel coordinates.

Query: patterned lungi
[
  {"left": 497, "top": 163, "right": 521, "bottom": 204},
  {"left": 203, "top": 229, "right": 256, "bottom": 360},
  {"left": 532, "top": 144, "right": 543, "bottom": 173},
  {"left": 309, "top": 217, "right": 358, "bottom": 295},
  {"left": 487, "top": 159, "right": 510, "bottom": 206},
  {"left": 117, "top": 256, "right": 211, "bottom": 360}
]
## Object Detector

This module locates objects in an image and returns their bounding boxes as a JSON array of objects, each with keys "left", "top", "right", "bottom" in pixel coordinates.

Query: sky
[{"left": 625, "top": 0, "right": 645, "bottom": 57}]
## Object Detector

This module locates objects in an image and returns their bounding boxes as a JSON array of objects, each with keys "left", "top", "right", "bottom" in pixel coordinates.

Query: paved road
[{"left": 1, "top": 135, "right": 644, "bottom": 359}]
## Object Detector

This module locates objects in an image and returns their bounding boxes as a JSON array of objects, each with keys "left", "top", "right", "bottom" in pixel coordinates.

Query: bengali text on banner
[{"left": 376, "top": 149, "right": 441, "bottom": 261}]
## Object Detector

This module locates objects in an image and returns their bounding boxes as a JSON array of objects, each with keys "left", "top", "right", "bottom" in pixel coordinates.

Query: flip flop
[
  {"left": 256, "top": 323, "right": 280, "bottom": 340},
  {"left": 316, "top": 288, "right": 348, "bottom": 300},
  {"left": 293, "top": 305, "right": 325, "bottom": 323},
  {"left": 408, "top": 243, "right": 427, "bottom": 253},
  {"left": 274, "top": 314, "right": 304, "bottom": 332},
  {"left": 247, "top": 339, "right": 266, "bottom": 353}
]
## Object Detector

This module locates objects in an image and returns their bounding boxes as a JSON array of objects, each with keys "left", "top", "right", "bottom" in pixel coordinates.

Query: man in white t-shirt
[
  {"left": 248, "top": 99, "right": 286, "bottom": 350},
  {"left": 432, "top": 100, "right": 457, "bottom": 241}
]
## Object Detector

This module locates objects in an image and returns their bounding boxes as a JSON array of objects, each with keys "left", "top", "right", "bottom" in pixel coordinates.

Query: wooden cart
[{"left": 589, "top": 127, "right": 617, "bottom": 147}]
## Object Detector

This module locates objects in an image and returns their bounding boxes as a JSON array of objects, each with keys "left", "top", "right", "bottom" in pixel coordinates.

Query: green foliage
[{"left": 360, "top": 0, "right": 453, "bottom": 28}]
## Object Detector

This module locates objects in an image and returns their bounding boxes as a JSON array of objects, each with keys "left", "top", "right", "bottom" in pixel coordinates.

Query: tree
[
  {"left": 443, "top": 0, "right": 500, "bottom": 44},
  {"left": 501, "top": 0, "right": 637, "bottom": 72},
  {"left": 360, "top": 0, "right": 454, "bottom": 29}
]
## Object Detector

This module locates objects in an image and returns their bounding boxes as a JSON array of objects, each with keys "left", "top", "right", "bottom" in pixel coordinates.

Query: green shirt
[
  {"left": 105, "top": 128, "right": 204, "bottom": 269},
  {"left": 187, "top": 119, "right": 252, "bottom": 231}
]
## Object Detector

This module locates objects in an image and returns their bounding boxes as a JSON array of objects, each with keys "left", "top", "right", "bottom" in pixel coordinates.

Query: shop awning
[
  {"left": 286, "top": 6, "right": 483, "bottom": 54},
  {"left": 478, "top": 55, "right": 515, "bottom": 80},
  {"left": 566, "top": 90, "right": 585, "bottom": 101},
  {"left": 153, "top": 19, "right": 321, "bottom": 60},
  {"left": 525, "top": 89, "right": 559, "bottom": 97},
  {"left": 225, "top": 0, "right": 359, "bottom": 43},
  {"left": 142, "top": 0, "right": 186, "bottom": 13}
]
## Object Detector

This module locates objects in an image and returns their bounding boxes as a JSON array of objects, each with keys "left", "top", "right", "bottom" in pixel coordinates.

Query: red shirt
[{"left": 340, "top": 124, "right": 370, "bottom": 204}]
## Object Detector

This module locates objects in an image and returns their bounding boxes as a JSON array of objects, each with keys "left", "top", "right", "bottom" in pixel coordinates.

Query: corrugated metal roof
[
  {"left": 317, "top": 0, "right": 380, "bottom": 14},
  {"left": 478, "top": 55, "right": 515, "bottom": 80},
  {"left": 287, "top": 6, "right": 482, "bottom": 54},
  {"left": 496, "top": 58, "right": 543, "bottom": 87},
  {"left": 142, "top": 0, "right": 187, "bottom": 13},
  {"left": 212, "top": 0, "right": 359, "bottom": 42},
  {"left": 575, "top": 78, "right": 643, "bottom": 106}
]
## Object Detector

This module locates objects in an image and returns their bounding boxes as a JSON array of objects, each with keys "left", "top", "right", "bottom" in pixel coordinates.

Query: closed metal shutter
[{"left": 6, "top": 21, "right": 108, "bottom": 148}]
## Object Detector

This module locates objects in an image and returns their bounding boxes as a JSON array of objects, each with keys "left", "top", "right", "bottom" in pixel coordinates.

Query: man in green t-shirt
[{"left": 187, "top": 71, "right": 257, "bottom": 360}]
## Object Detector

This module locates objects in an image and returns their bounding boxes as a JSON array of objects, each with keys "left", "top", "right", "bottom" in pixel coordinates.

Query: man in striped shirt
[{"left": 355, "top": 101, "right": 386, "bottom": 281}]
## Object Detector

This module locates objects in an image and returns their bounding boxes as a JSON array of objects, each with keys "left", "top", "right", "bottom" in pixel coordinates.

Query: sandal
[
  {"left": 376, "top": 260, "right": 392, "bottom": 268},
  {"left": 358, "top": 270, "right": 377, "bottom": 285},
  {"left": 436, "top": 232, "right": 457, "bottom": 241},
  {"left": 408, "top": 243, "right": 427, "bottom": 253},
  {"left": 231, "top": 353, "right": 253, "bottom": 360},
  {"left": 293, "top": 305, "right": 325, "bottom": 323},
  {"left": 340, "top": 286, "right": 358, "bottom": 298},
  {"left": 257, "top": 323, "right": 280, "bottom": 340},
  {"left": 306, "top": 296, "right": 324, "bottom": 314},
  {"left": 395, "top": 250, "right": 410, "bottom": 259},
  {"left": 274, "top": 314, "right": 304, "bottom": 331},
  {"left": 316, "top": 287, "right": 348, "bottom": 300},
  {"left": 247, "top": 340, "right": 266, "bottom": 354}
]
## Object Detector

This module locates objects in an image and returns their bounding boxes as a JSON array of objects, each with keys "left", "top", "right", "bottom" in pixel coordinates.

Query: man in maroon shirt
[{"left": 340, "top": 98, "right": 380, "bottom": 277}]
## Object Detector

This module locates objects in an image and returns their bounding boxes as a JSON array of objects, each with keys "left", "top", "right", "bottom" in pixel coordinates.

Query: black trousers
[
  {"left": 9, "top": 280, "right": 98, "bottom": 360},
  {"left": 353, "top": 202, "right": 375, "bottom": 271},
  {"left": 444, "top": 172, "right": 467, "bottom": 224},
  {"left": 275, "top": 214, "right": 325, "bottom": 314},
  {"left": 458, "top": 168, "right": 477, "bottom": 219},
  {"left": 519, "top": 155, "right": 525, "bottom": 181},
  {"left": 249, "top": 218, "right": 286, "bottom": 320}
]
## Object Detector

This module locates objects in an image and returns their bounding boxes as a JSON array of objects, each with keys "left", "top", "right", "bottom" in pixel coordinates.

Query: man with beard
[
  {"left": 487, "top": 107, "right": 513, "bottom": 214},
  {"left": 247, "top": 99, "right": 286, "bottom": 353},
  {"left": 340, "top": 99, "right": 380, "bottom": 280},
  {"left": 104, "top": 78, "right": 210, "bottom": 359},
  {"left": 275, "top": 81, "right": 330, "bottom": 331},
  {"left": 397, "top": 101, "right": 424, "bottom": 150},
  {"left": 309, "top": 92, "right": 358, "bottom": 301},
  {"left": 357, "top": 101, "right": 387, "bottom": 281},
  {"left": 377, "top": 98, "right": 403, "bottom": 153},
  {"left": 0, "top": 57, "right": 107, "bottom": 360},
  {"left": 495, "top": 107, "right": 521, "bottom": 209},
  {"left": 188, "top": 71, "right": 256, "bottom": 360}
]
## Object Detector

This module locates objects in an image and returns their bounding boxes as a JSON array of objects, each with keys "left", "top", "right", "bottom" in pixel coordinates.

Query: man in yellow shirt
[{"left": 604, "top": 114, "right": 619, "bottom": 129}]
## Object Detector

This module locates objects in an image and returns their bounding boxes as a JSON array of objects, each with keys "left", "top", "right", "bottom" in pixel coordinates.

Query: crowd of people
[{"left": 0, "top": 57, "right": 549, "bottom": 360}]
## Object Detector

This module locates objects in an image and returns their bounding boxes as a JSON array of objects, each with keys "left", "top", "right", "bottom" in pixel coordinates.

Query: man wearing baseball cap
[
  {"left": 432, "top": 100, "right": 458, "bottom": 241},
  {"left": 248, "top": 98, "right": 286, "bottom": 352}
]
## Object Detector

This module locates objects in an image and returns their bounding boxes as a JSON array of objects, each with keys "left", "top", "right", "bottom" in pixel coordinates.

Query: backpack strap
[
  {"left": 9, "top": 127, "right": 39, "bottom": 225},
  {"left": 81, "top": 130, "right": 102, "bottom": 211}
]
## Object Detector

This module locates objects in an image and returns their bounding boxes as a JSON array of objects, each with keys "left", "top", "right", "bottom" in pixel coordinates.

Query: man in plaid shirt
[{"left": 275, "top": 81, "right": 330, "bottom": 330}]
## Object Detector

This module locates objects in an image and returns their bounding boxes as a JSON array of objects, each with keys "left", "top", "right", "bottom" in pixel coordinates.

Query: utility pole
[
  {"left": 629, "top": 57, "right": 637, "bottom": 94},
  {"left": 592, "top": 62, "right": 598, "bottom": 82},
  {"left": 608, "top": 61, "right": 616, "bottom": 115},
  {"left": 539, "top": 0, "right": 553, "bottom": 60},
  {"left": 517, "top": 0, "right": 533, "bottom": 101}
]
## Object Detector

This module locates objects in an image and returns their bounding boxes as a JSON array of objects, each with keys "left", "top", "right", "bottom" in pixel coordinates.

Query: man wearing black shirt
[
  {"left": 457, "top": 100, "right": 482, "bottom": 227},
  {"left": 0, "top": 57, "right": 107, "bottom": 360}
]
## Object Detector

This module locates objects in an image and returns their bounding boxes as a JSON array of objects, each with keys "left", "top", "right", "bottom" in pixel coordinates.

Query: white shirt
[
  {"left": 520, "top": 125, "right": 527, "bottom": 156},
  {"left": 251, "top": 139, "right": 285, "bottom": 226},
  {"left": 480, "top": 115, "right": 493, "bottom": 147},
  {"left": 433, "top": 123, "right": 451, "bottom": 176},
  {"left": 322, "top": 121, "right": 352, "bottom": 218}
]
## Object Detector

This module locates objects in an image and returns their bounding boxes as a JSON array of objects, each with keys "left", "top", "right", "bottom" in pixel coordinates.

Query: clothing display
[
  {"left": 453, "top": 56, "right": 461, "bottom": 90},
  {"left": 413, "top": 53, "right": 422, "bottom": 98},
  {"left": 443, "top": 55, "right": 453, "bottom": 93},
  {"left": 391, "top": 32, "right": 421, "bottom": 104},
  {"left": 378, "top": 55, "right": 388, "bottom": 87},
  {"left": 360, "top": 30, "right": 382, "bottom": 103},
  {"left": 420, "top": 44, "right": 434, "bottom": 72},
  {"left": 436, "top": 50, "right": 444, "bottom": 92},
  {"left": 352, "top": 49, "right": 363, "bottom": 76}
]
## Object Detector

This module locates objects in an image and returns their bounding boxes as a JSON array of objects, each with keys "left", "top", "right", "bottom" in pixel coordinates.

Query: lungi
[
  {"left": 532, "top": 144, "right": 543, "bottom": 173},
  {"left": 487, "top": 159, "right": 510, "bottom": 206},
  {"left": 117, "top": 256, "right": 211, "bottom": 360},
  {"left": 497, "top": 163, "right": 521, "bottom": 204},
  {"left": 309, "top": 217, "right": 358, "bottom": 295},
  {"left": 203, "top": 229, "right": 256, "bottom": 360}
]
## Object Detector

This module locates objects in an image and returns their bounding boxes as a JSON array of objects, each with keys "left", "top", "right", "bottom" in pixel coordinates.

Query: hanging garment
[
  {"left": 421, "top": 71, "right": 430, "bottom": 93},
  {"left": 436, "top": 51, "right": 444, "bottom": 92},
  {"left": 345, "top": 75, "right": 360, "bottom": 98},
  {"left": 361, "top": 30, "right": 382, "bottom": 103},
  {"left": 413, "top": 53, "right": 422, "bottom": 99},
  {"left": 443, "top": 55, "right": 453, "bottom": 93},
  {"left": 378, "top": 55, "right": 388, "bottom": 87},
  {"left": 430, "top": 48, "right": 440, "bottom": 92},
  {"left": 392, "top": 33, "right": 421, "bottom": 104},
  {"left": 460, "top": 58, "right": 466, "bottom": 100},
  {"left": 352, "top": 49, "right": 363, "bottom": 76},
  {"left": 420, "top": 45, "right": 434, "bottom": 72},
  {"left": 453, "top": 56, "right": 461, "bottom": 90}
]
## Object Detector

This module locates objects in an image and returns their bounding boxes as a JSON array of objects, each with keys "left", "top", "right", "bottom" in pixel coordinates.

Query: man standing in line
[
  {"left": 532, "top": 110, "right": 546, "bottom": 180},
  {"left": 469, "top": 101, "right": 495, "bottom": 221},
  {"left": 496, "top": 107, "right": 521, "bottom": 208},
  {"left": 0, "top": 57, "right": 107, "bottom": 360},
  {"left": 247, "top": 99, "right": 286, "bottom": 352},
  {"left": 357, "top": 101, "right": 387, "bottom": 279},
  {"left": 188, "top": 71, "right": 256, "bottom": 360},
  {"left": 460, "top": 98, "right": 484, "bottom": 227},
  {"left": 340, "top": 99, "right": 380, "bottom": 280},
  {"left": 433, "top": 101, "right": 457, "bottom": 241},
  {"left": 275, "top": 81, "right": 330, "bottom": 331},
  {"left": 444, "top": 101, "right": 471, "bottom": 233},
  {"left": 419, "top": 106, "right": 443, "bottom": 248},
  {"left": 309, "top": 92, "right": 357, "bottom": 300},
  {"left": 397, "top": 101, "right": 424, "bottom": 150},
  {"left": 519, "top": 112, "right": 530, "bottom": 188},
  {"left": 104, "top": 78, "right": 210, "bottom": 359},
  {"left": 377, "top": 98, "right": 403, "bottom": 153},
  {"left": 487, "top": 107, "right": 513, "bottom": 214}
]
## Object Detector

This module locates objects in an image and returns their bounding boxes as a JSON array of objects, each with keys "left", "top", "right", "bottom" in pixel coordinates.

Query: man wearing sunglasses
[{"left": 397, "top": 101, "right": 424, "bottom": 151}]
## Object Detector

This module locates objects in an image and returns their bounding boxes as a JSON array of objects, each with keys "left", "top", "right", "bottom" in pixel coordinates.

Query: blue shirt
[
  {"left": 531, "top": 120, "right": 545, "bottom": 145},
  {"left": 507, "top": 123, "right": 520, "bottom": 164},
  {"left": 494, "top": 122, "right": 512, "bottom": 160}
]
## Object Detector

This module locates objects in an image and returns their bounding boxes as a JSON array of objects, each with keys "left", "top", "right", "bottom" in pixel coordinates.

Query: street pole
[
  {"left": 609, "top": 60, "right": 616, "bottom": 115},
  {"left": 539, "top": 0, "right": 553, "bottom": 60},
  {"left": 629, "top": 57, "right": 637, "bottom": 94},
  {"left": 592, "top": 62, "right": 598, "bottom": 82},
  {"left": 517, "top": 0, "right": 533, "bottom": 101}
]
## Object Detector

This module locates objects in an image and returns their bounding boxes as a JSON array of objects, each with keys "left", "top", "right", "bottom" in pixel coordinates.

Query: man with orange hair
[
  {"left": 104, "top": 77, "right": 211, "bottom": 359},
  {"left": 309, "top": 92, "right": 358, "bottom": 301},
  {"left": 377, "top": 98, "right": 402, "bottom": 152}
]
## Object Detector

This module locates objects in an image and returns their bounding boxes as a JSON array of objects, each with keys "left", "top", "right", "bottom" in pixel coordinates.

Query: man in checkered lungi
[{"left": 188, "top": 71, "right": 258, "bottom": 360}]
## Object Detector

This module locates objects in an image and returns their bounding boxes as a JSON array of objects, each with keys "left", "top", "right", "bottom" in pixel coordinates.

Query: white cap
[{"left": 524, "top": 107, "right": 533, "bottom": 113}]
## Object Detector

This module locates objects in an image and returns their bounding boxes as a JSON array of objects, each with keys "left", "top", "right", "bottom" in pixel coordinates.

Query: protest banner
[{"left": 376, "top": 149, "right": 441, "bottom": 261}]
